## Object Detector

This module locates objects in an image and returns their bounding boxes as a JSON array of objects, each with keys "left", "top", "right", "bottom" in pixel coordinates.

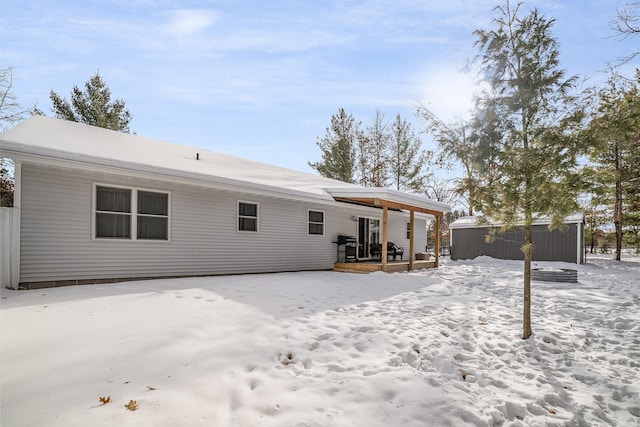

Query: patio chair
[
  {"left": 370, "top": 243, "right": 382, "bottom": 259},
  {"left": 369, "top": 242, "right": 404, "bottom": 260},
  {"left": 387, "top": 242, "right": 404, "bottom": 260}
]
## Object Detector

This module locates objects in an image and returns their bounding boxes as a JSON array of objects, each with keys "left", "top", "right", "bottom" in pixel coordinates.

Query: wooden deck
[{"left": 333, "top": 259, "right": 437, "bottom": 273}]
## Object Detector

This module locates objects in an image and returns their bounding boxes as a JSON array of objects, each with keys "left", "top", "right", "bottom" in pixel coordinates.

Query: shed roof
[
  {"left": 1, "top": 116, "right": 450, "bottom": 214},
  {"left": 449, "top": 214, "right": 585, "bottom": 230}
]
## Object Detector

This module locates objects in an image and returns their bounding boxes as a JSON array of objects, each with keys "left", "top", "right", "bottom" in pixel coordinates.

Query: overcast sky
[{"left": 2, "top": 1, "right": 638, "bottom": 175}]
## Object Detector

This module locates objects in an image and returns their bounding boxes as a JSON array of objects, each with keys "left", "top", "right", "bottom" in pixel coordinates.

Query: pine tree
[
  {"left": 472, "top": 1, "right": 586, "bottom": 339},
  {"left": 584, "top": 73, "right": 640, "bottom": 260},
  {"left": 50, "top": 71, "right": 132, "bottom": 132},
  {"left": 308, "top": 108, "right": 358, "bottom": 183}
]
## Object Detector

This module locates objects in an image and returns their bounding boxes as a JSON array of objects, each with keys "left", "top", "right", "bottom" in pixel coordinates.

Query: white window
[
  {"left": 94, "top": 185, "right": 169, "bottom": 240},
  {"left": 137, "top": 190, "right": 169, "bottom": 240},
  {"left": 308, "top": 210, "right": 325, "bottom": 236},
  {"left": 238, "top": 201, "right": 259, "bottom": 232}
]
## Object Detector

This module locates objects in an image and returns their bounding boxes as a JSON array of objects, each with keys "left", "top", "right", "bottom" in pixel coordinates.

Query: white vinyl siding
[{"left": 18, "top": 164, "right": 424, "bottom": 284}]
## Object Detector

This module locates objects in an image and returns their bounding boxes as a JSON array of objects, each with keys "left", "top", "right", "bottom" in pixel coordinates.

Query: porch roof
[{"left": 326, "top": 187, "right": 451, "bottom": 217}]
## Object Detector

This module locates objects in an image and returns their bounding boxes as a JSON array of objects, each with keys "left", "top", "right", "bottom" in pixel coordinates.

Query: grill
[{"left": 336, "top": 235, "right": 357, "bottom": 262}]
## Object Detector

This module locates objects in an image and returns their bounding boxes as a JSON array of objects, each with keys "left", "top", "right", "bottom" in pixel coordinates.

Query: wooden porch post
[
  {"left": 435, "top": 215, "right": 440, "bottom": 267},
  {"left": 382, "top": 205, "right": 388, "bottom": 272},
  {"left": 409, "top": 210, "right": 415, "bottom": 270}
]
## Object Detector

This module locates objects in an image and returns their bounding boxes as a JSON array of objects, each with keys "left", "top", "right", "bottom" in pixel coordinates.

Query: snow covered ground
[{"left": 1, "top": 254, "right": 638, "bottom": 426}]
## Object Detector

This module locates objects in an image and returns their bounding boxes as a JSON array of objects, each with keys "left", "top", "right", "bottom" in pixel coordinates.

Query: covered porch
[{"left": 327, "top": 187, "right": 451, "bottom": 273}]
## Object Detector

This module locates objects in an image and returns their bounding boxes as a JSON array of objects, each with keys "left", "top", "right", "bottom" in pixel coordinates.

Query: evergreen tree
[
  {"left": 584, "top": 73, "right": 640, "bottom": 260},
  {"left": 0, "top": 158, "right": 13, "bottom": 207},
  {"left": 308, "top": 108, "right": 358, "bottom": 183},
  {"left": 50, "top": 71, "right": 132, "bottom": 132},
  {"left": 472, "top": 1, "right": 585, "bottom": 339}
]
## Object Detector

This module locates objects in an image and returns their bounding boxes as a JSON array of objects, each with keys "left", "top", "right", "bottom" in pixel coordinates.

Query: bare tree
[
  {"left": 1, "top": 66, "right": 38, "bottom": 206},
  {"left": 357, "top": 110, "right": 391, "bottom": 187},
  {"left": 613, "top": 2, "right": 640, "bottom": 63},
  {"left": 1, "top": 66, "right": 36, "bottom": 132}
]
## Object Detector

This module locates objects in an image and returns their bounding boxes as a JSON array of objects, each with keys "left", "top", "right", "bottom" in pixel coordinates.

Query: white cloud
[{"left": 163, "top": 9, "right": 220, "bottom": 37}]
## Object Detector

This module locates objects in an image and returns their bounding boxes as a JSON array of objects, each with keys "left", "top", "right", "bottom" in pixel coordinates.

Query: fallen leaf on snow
[
  {"left": 99, "top": 396, "right": 111, "bottom": 405},
  {"left": 125, "top": 400, "right": 139, "bottom": 411}
]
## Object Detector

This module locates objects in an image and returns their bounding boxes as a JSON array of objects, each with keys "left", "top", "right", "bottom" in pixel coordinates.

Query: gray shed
[{"left": 449, "top": 214, "right": 585, "bottom": 264}]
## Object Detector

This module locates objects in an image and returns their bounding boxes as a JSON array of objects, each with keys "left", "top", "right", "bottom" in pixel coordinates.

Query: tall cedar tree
[
  {"left": 473, "top": 1, "right": 585, "bottom": 339},
  {"left": 308, "top": 108, "right": 358, "bottom": 183},
  {"left": 584, "top": 74, "right": 640, "bottom": 260},
  {"left": 50, "top": 71, "right": 132, "bottom": 132},
  {"left": 389, "top": 114, "right": 429, "bottom": 192}
]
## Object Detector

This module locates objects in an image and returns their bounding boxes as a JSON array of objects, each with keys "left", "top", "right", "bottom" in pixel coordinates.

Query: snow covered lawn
[{"left": 1, "top": 255, "right": 638, "bottom": 426}]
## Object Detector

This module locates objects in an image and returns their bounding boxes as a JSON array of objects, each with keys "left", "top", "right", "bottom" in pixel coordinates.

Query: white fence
[{"left": 0, "top": 207, "right": 19, "bottom": 289}]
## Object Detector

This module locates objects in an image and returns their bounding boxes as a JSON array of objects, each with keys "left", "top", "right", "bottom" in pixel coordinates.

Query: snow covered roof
[
  {"left": 449, "top": 214, "right": 585, "bottom": 229},
  {"left": 326, "top": 187, "right": 451, "bottom": 216},
  {"left": 0, "top": 116, "right": 450, "bottom": 213}
]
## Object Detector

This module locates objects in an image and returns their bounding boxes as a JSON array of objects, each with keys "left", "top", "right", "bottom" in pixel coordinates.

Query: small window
[
  {"left": 96, "top": 186, "right": 132, "bottom": 239},
  {"left": 238, "top": 201, "right": 258, "bottom": 232},
  {"left": 308, "top": 210, "right": 325, "bottom": 235},
  {"left": 406, "top": 222, "right": 411, "bottom": 240}
]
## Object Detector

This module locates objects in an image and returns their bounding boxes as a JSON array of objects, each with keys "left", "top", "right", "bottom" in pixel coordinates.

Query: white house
[{"left": 0, "top": 116, "right": 451, "bottom": 289}]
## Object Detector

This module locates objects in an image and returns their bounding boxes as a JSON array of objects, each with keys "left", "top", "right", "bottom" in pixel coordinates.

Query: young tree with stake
[{"left": 472, "top": 1, "right": 586, "bottom": 339}]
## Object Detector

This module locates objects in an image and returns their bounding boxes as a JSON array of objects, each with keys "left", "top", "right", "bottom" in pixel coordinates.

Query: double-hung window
[
  {"left": 137, "top": 190, "right": 169, "bottom": 240},
  {"left": 96, "top": 186, "right": 132, "bottom": 238},
  {"left": 308, "top": 210, "right": 325, "bottom": 235},
  {"left": 238, "top": 201, "right": 258, "bottom": 232},
  {"left": 406, "top": 222, "right": 411, "bottom": 240},
  {"left": 95, "top": 185, "right": 169, "bottom": 240}
]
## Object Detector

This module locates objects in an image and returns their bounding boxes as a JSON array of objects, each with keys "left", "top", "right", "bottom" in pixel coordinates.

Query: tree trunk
[
  {"left": 615, "top": 142, "right": 623, "bottom": 261},
  {"left": 523, "top": 223, "right": 533, "bottom": 340}
]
